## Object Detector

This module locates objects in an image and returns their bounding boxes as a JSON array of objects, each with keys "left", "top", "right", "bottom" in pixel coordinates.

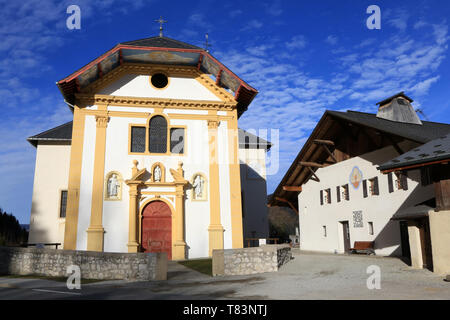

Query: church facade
[{"left": 27, "top": 36, "right": 270, "bottom": 260}]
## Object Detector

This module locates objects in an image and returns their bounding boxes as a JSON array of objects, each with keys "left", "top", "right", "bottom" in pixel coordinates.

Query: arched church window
[{"left": 149, "top": 115, "right": 167, "bottom": 153}]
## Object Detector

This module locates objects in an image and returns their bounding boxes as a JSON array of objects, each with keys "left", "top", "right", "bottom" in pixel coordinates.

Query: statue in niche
[
  {"left": 154, "top": 165, "right": 162, "bottom": 182},
  {"left": 192, "top": 175, "right": 204, "bottom": 199},
  {"left": 107, "top": 174, "right": 120, "bottom": 198}
]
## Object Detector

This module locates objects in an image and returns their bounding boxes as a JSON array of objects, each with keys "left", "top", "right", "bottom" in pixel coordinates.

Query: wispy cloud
[
  {"left": 285, "top": 35, "right": 307, "bottom": 50},
  {"left": 325, "top": 35, "right": 338, "bottom": 45}
]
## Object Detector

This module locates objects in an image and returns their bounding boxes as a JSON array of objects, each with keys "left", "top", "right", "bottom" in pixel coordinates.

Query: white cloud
[
  {"left": 325, "top": 35, "right": 338, "bottom": 45},
  {"left": 242, "top": 20, "right": 263, "bottom": 31},
  {"left": 285, "top": 35, "right": 307, "bottom": 50}
]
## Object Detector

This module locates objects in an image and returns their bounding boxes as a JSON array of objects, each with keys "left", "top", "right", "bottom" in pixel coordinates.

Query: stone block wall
[
  {"left": 212, "top": 244, "right": 291, "bottom": 276},
  {"left": 0, "top": 246, "right": 167, "bottom": 281}
]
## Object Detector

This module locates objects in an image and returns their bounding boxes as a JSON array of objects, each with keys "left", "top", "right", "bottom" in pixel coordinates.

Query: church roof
[
  {"left": 27, "top": 121, "right": 73, "bottom": 147},
  {"left": 120, "top": 36, "right": 202, "bottom": 49},
  {"left": 57, "top": 36, "right": 257, "bottom": 117}
]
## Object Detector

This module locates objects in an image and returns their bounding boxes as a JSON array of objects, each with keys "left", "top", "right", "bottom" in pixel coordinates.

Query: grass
[
  {"left": 178, "top": 258, "right": 212, "bottom": 276},
  {"left": 0, "top": 274, "right": 105, "bottom": 284}
]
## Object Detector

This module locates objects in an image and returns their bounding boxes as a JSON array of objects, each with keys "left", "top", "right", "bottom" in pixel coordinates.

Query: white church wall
[
  {"left": 99, "top": 74, "right": 221, "bottom": 101},
  {"left": 76, "top": 115, "right": 97, "bottom": 250},
  {"left": 29, "top": 142, "right": 71, "bottom": 247},
  {"left": 239, "top": 147, "right": 269, "bottom": 241},
  {"left": 218, "top": 121, "right": 233, "bottom": 249},
  {"left": 298, "top": 142, "right": 434, "bottom": 256}
]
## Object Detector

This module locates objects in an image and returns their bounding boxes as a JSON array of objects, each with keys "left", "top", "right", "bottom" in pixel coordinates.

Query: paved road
[{"left": 0, "top": 251, "right": 449, "bottom": 299}]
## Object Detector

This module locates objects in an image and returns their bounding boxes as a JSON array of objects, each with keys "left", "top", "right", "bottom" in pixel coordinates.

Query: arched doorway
[{"left": 141, "top": 200, "right": 172, "bottom": 260}]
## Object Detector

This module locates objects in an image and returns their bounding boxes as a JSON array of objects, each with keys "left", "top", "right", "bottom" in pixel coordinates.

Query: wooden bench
[{"left": 349, "top": 241, "right": 375, "bottom": 255}]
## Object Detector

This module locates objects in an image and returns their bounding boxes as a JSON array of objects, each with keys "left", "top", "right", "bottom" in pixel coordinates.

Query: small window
[
  {"left": 170, "top": 128, "right": 185, "bottom": 154},
  {"left": 395, "top": 172, "right": 408, "bottom": 190},
  {"left": 130, "top": 126, "right": 146, "bottom": 153},
  {"left": 342, "top": 184, "right": 350, "bottom": 201},
  {"left": 336, "top": 186, "right": 341, "bottom": 203},
  {"left": 325, "top": 188, "right": 331, "bottom": 204},
  {"left": 320, "top": 190, "right": 324, "bottom": 205},
  {"left": 60, "top": 191, "right": 68, "bottom": 218},
  {"left": 368, "top": 222, "right": 374, "bottom": 235},
  {"left": 150, "top": 73, "right": 168, "bottom": 89},
  {"left": 369, "top": 177, "right": 379, "bottom": 196},
  {"left": 323, "top": 226, "right": 327, "bottom": 237}
]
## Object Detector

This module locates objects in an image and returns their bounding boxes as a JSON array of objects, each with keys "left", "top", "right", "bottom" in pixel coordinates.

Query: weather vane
[
  {"left": 155, "top": 16, "right": 167, "bottom": 37},
  {"left": 204, "top": 33, "right": 212, "bottom": 52}
]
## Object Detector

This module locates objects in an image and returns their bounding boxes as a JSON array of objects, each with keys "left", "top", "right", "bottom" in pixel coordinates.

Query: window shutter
[
  {"left": 345, "top": 185, "right": 350, "bottom": 200},
  {"left": 363, "top": 180, "right": 368, "bottom": 198},
  {"left": 149, "top": 116, "right": 167, "bottom": 153},
  {"left": 388, "top": 172, "right": 394, "bottom": 193},
  {"left": 336, "top": 186, "right": 341, "bottom": 202},
  {"left": 373, "top": 177, "right": 379, "bottom": 195},
  {"left": 327, "top": 189, "right": 331, "bottom": 204},
  {"left": 401, "top": 173, "right": 408, "bottom": 191},
  {"left": 320, "top": 190, "right": 324, "bottom": 205}
]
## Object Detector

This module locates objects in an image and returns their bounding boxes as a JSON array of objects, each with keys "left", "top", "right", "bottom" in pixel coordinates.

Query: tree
[{"left": 0, "top": 208, "right": 28, "bottom": 246}]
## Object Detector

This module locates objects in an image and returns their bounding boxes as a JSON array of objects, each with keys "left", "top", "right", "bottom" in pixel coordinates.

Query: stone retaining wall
[
  {"left": 0, "top": 246, "right": 167, "bottom": 281},
  {"left": 212, "top": 244, "right": 291, "bottom": 276}
]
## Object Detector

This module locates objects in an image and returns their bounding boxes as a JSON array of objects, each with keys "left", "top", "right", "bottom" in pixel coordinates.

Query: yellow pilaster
[
  {"left": 127, "top": 183, "right": 140, "bottom": 252},
  {"left": 63, "top": 107, "right": 86, "bottom": 250},
  {"left": 173, "top": 184, "right": 187, "bottom": 260},
  {"left": 227, "top": 110, "right": 244, "bottom": 248},
  {"left": 207, "top": 117, "right": 224, "bottom": 256},
  {"left": 86, "top": 112, "right": 109, "bottom": 252}
]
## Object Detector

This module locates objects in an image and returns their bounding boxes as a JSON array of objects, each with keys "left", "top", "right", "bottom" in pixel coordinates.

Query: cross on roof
[
  {"left": 155, "top": 16, "right": 167, "bottom": 37},
  {"left": 204, "top": 33, "right": 212, "bottom": 52}
]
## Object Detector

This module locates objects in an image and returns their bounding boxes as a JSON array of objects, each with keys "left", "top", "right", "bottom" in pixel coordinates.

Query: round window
[{"left": 151, "top": 73, "right": 169, "bottom": 89}]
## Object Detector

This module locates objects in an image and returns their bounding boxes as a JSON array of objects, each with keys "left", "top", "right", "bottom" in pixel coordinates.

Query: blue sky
[{"left": 0, "top": 0, "right": 449, "bottom": 223}]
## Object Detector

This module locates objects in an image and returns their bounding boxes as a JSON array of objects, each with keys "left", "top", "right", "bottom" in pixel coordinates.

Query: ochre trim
[
  {"left": 86, "top": 112, "right": 109, "bottom": 251},
  {"left": 63, "top": 107, "right": 86, "bottom": 250},
  {"left": 83, "top": 108, "right": 234, "bottom": 121},
  {"left": 227, "top": 110, "right": 244, "bottom": 248},
  {"left": 76, "top": 93, "right": 236, "bottom": 111},
  {"left": 207, "top": 111, "right": 224, "bottom": 256}
]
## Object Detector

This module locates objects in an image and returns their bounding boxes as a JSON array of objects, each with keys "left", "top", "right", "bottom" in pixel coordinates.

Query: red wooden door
[{"left": 142, "top": 201, "right": 172, "bottom": 260}]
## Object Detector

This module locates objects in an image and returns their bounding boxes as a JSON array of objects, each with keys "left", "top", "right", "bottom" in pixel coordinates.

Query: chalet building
[
  {"left": 269, "top": 92, "right": 450, "bottom": 263},
  {"left": 379, "top": 132, "right": 450, "bottom": 275},
  {"left": 26, "top": 35, "right": 270, "bottom": 260}
]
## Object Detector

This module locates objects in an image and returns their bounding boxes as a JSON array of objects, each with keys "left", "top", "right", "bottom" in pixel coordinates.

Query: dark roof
[
  {"left": 328, "top": 110, "right": 450, "bottom": 143},
  {"left": 376, "top": 91, "right": 413, "bottom": 106},
  {"left": 238, "top": 128, "right": 272, "bottom": 150},
  {"left": 379, "top": 133, "right": 450, "bottom": 171},
  {"left": 120, "top": 36, "right": 202, "bottom": 50},
  {"left": 27, "top": 121, "right": 73, "bottom": 147}
]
